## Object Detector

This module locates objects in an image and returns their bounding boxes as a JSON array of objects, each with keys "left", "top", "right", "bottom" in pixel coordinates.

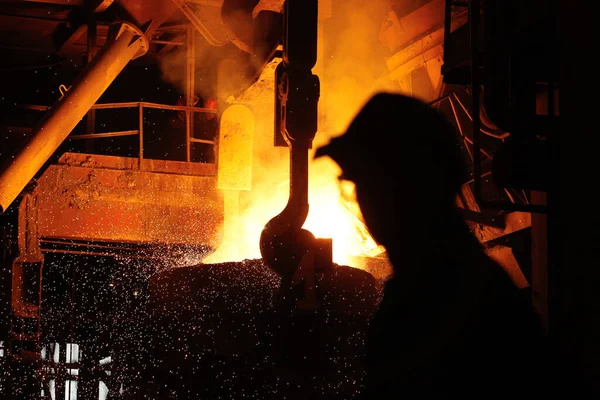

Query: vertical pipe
[
  {"left": 443, "top": 0, "right": 452, "bottom": 66},
  {"left": 138, "top": 102, "right": 144, "bottom": 168},
  {"left": 186, "top": 25, "right": 195, "bottom": 163},
  {"left": 0, "top": 22, "right": 148, "bottom": 214},
  {"left": 86, "top": 7, "right": 98, "bottom": 154}
]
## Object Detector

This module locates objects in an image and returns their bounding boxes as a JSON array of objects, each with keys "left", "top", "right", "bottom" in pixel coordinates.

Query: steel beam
[{"left": 0, "top": 22, "right": 148, "bottom": 213}]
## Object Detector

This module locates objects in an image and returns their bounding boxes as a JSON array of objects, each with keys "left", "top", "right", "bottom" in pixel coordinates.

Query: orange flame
[
  {"left": 204, "top": 151, "right": 388, "bottom": 271},
  {"left": 203, "top": 1, "right": 396, "bottom": 270},
  {"left": 204, "top": 154, "right": 383, "bottom": 268}
]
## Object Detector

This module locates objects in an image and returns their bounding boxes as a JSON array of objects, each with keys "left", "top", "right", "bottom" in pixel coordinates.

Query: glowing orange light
[
  {"left": 204, "top": 148, "right": 383, "bottom": 269},
  {"left": 202, "top": 1, "right": 396, "bottom": 270}
]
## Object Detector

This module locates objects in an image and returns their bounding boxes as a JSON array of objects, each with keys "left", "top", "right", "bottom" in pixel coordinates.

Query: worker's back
[{"left": 361, "top": 223, "right": 549, "bottom": 399}]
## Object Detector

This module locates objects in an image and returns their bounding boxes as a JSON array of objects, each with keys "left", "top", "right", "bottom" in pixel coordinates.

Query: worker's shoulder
[
  {"left": 475, "top": 256, "right": 544, "bottom": 327},
  {"left": 318, "top": 264, "right": 380, "bottom": 316}
]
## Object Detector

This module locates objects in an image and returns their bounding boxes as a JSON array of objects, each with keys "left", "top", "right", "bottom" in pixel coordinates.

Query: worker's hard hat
[{"left": 314, "top": 92, "right": 469, "bottom": 194}]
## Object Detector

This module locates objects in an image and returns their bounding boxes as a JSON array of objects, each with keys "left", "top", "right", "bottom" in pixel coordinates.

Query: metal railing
[{"left": 20, "top": 101, "right": 218, "bottom": 165}]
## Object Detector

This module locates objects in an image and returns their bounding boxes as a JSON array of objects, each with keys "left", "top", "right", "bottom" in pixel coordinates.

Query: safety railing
[{"left": 19, "top": 101, "right": 218, "bottom": 165}]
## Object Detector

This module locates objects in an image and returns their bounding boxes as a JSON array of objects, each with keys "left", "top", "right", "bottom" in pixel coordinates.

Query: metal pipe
[
  {"left": 139, "top": 102, "right": 217, "bottom": 112},
  {"left": 67, "top": 130, "right": 139, "bottom": 139},
  {"left": 0, "top": 22, "right": 148, "bottom": 214},
  {"left": 17, "top": 101, "right": 218, "bottom": 113},
  {"left": 443, "top": 0, "right": 452, "bottom": 63},
  {"left": 171, "top": 0, "right": 229, "bottom": 47},
  {"left": 189, "top": 138, "right": 216, "bottom": 144},
  {"left": 138, "top": 102, "right": 144, "bottom": 165},
  {"left": 151, "top": 39, "right": 185, "bottom": 45},
  {"left": 185, "top": 25, "right": 195, "bottom": 163},
  {"left": 41, "top": 248, "right": 163, "bottom": 259}
]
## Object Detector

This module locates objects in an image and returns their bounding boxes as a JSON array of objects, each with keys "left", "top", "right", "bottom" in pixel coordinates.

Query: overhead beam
[
  {"left": 0, "top": 12, "right": 66, "bottom": 22},
  {"left": 156, "top": 23, "right": 192, "bottom": 32},
  {"left": 21, "top": 0, "right": 84, "bottom": 6},
  {"left": 186, "top": 0, "right": 223, "bottom": 6},
  {"left": 22, "top": 0, "right": 113, "bottom": 12},
  {"left": 156, "top": 32, "right": 185, "bottom": 57},
  {"left": 57, "top": 23, "right": 87, "bottom": 55},
  {"left": 0, "top": 22, "right": 149, "bottom": 214},
  {"left": 171, "top": 0, "right": 230, "bottom": 47}
]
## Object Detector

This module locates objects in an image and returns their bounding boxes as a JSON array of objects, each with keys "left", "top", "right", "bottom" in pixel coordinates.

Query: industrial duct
[{"left": 0, "top": 22, "right": 148, "bottom": 214}]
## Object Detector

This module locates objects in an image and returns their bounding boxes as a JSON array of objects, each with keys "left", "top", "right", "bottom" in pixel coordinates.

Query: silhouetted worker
[{"left": 314, "top": 92, "right": 552, "bottom": 398}]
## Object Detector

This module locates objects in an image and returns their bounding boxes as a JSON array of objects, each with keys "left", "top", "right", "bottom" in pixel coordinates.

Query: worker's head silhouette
[{"left": 315, "top": 92, "right": 469, "bottom": 249}]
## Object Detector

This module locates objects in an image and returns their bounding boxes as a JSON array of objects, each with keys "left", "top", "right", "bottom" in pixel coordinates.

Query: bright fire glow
[
  {"left": 304, "top": 157, "right": 382, "bottom": 265},
  {"left": 202, "top": 0, "right": 395, "bottom": 270},
  {"left": 204, "top": 155, "right": 382, "bottom": 267}
]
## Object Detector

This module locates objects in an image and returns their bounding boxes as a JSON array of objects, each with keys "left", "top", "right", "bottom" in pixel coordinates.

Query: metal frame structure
[
  {"left": 429, "top": 92, "right": 530, "bottom": 210},
  {"left": 1, "top": 7, "right": 220, "bottom": 400},
  {"left": 442, "top": 0, "right": 552, "bottom": 214},
  {"left": 19, "top": 101, "right": 218, "bottom": 167},
  {"left": 2, "top": 98, "right": 218, "bottom": 399},
  {"left": 440, "top": 0, "right": 557, "bottom": 333}
]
